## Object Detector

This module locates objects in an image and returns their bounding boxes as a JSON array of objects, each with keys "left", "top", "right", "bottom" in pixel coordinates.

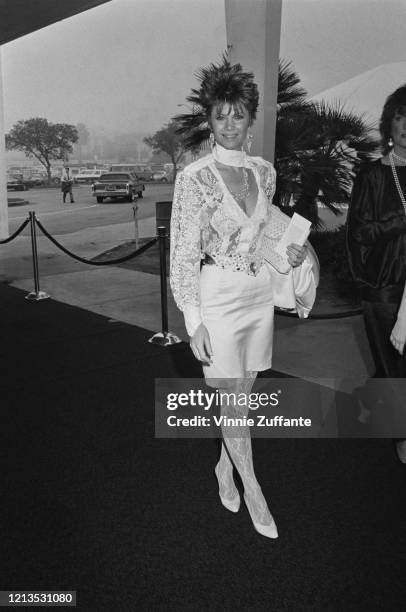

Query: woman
[
  {"left": 170, "top": 58, "right": 317, "bottom": 538},
  {"left": 347, "top": 84, "right": 406, "bottom": 461}
]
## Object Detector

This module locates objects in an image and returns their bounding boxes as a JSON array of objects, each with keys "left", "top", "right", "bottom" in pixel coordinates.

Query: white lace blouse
[{"left": 169, "top": 152, "right": 277, "bottom": 336}]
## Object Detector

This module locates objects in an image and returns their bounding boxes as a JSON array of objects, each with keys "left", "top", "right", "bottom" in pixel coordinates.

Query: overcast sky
[{"left": 2, "top": 0, "right": 406, "bottom": 135}]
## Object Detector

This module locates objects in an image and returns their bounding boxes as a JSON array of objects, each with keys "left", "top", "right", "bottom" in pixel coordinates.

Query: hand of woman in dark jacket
[{"left": 390, "top": 316, "right": 406, "bottom": 355}]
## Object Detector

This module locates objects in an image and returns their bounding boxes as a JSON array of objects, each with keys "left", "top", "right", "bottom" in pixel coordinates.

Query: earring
[
  {"left": 388, "top": 137, "right": 394, "bottom": 148},
  {"left": 247, "top": 132, "right": 253, "bottom": 154},
  {"left": 209, "top": 132, "right": 215, "bottom": 149}
]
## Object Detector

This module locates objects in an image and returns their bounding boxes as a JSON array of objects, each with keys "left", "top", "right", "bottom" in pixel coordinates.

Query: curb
[{"left": 8, "top": 198, "right": 29, "bottom": 207}]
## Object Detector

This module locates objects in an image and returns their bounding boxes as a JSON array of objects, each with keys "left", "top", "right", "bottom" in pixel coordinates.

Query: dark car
[
  {"left": 7, "top": 173, "right": 28, "bottom": 191},
  {"left": 25, "top": 172, "right": 47, "bottom": 187},
  {"left": 92, "top": 172, "right": 145, "bottom": 203},
  {"left": 134, "top": 165, "right": 153, "bottom": 181}
]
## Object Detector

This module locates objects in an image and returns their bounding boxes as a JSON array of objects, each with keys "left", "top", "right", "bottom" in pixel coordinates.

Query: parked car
[
  {"left": 25, "top": 172, "right": 47, "bottom": 187},
  {"left": 152, "top": 170, "right": 170, "bottom": 182},
  {"left": 7, "top": 173, "right": 28, "bottom": 191},
  {"left": 134, "top": 165, "right": 153, "bottom": 181},
  {"left": 110, "top": 164, "right": 153, "bottom": 181},
  {"left": 75, "top": 169, "right": 104, "bottom": 184},
  {"left": 92, "top": 172, "right": 145, "bottom": 203}
]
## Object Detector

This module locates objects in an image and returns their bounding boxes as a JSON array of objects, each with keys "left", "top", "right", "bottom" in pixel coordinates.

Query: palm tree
[
  {"left": 277, "top": 58, "right": 308, "bottom": 109},
  {"left": 275, "top": 99, "right": 378, "bottom": 225}
]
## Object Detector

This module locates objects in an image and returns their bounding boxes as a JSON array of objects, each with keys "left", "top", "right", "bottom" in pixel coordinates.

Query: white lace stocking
[
  {"left": 215, "top": 442, "right": 239, "bottom": 501},
  {"left": 219, "top": 372, "right": 274, "bottom": 527}
]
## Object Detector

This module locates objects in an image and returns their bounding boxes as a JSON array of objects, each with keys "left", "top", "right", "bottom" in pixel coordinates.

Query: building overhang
[{"left": 0, "top": 0, "right": 111, "bottom": 46}]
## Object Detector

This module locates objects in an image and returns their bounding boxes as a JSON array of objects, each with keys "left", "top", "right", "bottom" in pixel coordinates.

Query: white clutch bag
[
  {"left": 262, "top": 205, "right": 292, "bottom": 274},
  {"left": 263, "top": 206, "right": 319, "bottom": 318}
]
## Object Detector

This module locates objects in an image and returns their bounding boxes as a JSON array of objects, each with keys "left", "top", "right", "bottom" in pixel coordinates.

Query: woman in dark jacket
[{"left": 347, "top": 84, "right": 406, "bottom": 461}]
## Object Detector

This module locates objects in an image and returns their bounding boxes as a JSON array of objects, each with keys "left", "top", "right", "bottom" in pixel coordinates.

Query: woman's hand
[
  {"left": 286, "top": 243, "right": 308, "bottom": 268},
  {"left": 390, "top": 315, "right": 406, "bottom": 355},
  {"left": 190, "top": 323, "right": 213, "bottom": 365}
]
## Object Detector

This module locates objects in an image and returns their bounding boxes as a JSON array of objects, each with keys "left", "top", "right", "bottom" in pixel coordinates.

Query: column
[{"left": 224, "top": 0, "right": 282, "bottom": 162}]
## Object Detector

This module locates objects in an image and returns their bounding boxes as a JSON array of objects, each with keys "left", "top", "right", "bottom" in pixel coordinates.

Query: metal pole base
[
  {"left": 148, "top": 331, "right": 182, "bottom": 346},
  {"left": 25, "top": 290, "right": 50, "bottom": 301}
]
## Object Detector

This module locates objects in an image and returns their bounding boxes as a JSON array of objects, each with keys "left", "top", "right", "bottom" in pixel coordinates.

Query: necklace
[
  {"left": 229, "top": 167, "right": 250, "bottom": 202},
  {"left": 389, "top": 151, "right": 406, "bottom": 213}
]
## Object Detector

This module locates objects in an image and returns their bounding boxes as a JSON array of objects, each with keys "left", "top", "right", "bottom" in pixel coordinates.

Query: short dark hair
[
  {"left": 379, "top": 84, "right": 406, "bottom": 153},
  {"left": 194, "top": 55, "right": 259, "bottom": 123}
]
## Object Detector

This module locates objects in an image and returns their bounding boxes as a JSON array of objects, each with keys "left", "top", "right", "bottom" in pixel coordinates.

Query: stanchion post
[
  {"left": 25, "top": 211, "right": 50, "bottom": 301},
  {"left": 149, "top": 226, "right": 181, "bottom": 346},
  {"left": 132, "top": 203, "right": 139, "bottom": 248}
]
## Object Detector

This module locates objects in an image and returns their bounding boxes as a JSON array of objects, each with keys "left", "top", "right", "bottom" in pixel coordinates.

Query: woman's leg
[
  {"left": 220, "top": 371, "right": 275, "bottom": 528},
  {"left": 215, "top": 441, "right": 239, "bottom": 502}
]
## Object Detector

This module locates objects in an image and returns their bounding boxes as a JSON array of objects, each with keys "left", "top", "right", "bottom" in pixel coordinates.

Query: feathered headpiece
[{"left": 174, "top": 54, "right": 259, "bottom": 151}]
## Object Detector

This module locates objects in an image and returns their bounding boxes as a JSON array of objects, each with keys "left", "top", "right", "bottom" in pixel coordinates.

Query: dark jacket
[{"left": 346, "top": 159, "right": 406, "bottom": 304}]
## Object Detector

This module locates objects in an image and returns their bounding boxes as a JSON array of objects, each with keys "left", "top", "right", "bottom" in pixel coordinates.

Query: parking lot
[{"left": 7, "top": 182, "right": 174, "bottom": 237}]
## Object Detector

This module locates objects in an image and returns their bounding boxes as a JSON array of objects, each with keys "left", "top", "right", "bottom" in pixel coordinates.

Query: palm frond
[
  {"left": 277, "top": 59, "right": 308, "bottom": 107},
  {"left": 172, "top": 109, "right": 210, "bottom": 150}
]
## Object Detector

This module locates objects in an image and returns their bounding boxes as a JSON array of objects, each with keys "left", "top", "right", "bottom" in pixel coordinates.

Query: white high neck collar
[{"left": 212, "top": 143, "right": 247, "bottom": 167}]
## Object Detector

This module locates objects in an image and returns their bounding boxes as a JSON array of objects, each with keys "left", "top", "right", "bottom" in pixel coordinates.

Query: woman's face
[
  {"left": 210, "top": 101, "right": 251, "bottom": 151},
  {"left": 391, "top": 109, "right": 406, "bottom": 149}
]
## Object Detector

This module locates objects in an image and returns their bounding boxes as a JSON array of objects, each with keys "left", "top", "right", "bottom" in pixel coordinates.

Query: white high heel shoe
[
  {"left": 244, "top": 494, "right": 278, "bottom": 539},
  {"left": 214, "top": 464, "right": 241, "bottom": 513}
]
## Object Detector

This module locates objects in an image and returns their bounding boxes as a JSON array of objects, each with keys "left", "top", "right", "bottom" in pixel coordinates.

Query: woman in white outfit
[{"left": 170, "top": 58, "right": 317, "bottom": 539}]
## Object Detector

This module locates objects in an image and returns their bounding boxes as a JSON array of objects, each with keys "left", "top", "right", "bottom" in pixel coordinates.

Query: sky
[{"left": 2, "top": 0, "right": 406, "bottom": 137}]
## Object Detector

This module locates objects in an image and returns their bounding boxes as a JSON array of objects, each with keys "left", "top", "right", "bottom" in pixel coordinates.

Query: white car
[
  {"left": 75, "top": 169, "right": 104, "bottom": 184},
  {"left": 152, "top": 170, "right": 169, "bottom": 182}
]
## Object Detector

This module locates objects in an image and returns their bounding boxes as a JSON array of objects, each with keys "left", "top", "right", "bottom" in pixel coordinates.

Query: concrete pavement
[{"left": 0, "top": 211, "right": 374, "bottom": 385}]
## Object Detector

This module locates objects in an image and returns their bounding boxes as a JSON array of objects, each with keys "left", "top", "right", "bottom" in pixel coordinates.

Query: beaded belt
[{"left": 202, "top": 253, "right": 262, "bottom": 276}]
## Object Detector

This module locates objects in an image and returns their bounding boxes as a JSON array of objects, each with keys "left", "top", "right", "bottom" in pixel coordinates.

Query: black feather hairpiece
[{"left": 174, "top": 54, "right": 259, "bottom": 151}]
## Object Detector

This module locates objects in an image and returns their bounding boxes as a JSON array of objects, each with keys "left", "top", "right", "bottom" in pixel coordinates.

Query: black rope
[
  {"left": 275, "top": 307, "right": 363, "bottom": 319},
  {"left": 0, "top": 217, "right": 30, "bottom": 244},
  {"left": 35, "top": 218, "right": 158, "bottom": 266}
]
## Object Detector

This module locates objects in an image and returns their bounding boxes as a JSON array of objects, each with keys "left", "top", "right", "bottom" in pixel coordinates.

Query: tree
[
  {"left": 277, "top": 58, "right": 308, "bottom": 109},
  {"left": 75, "top": 122, "right": 90, "bottom": 164},
  {"left": 6, "top": 118, "right": 79, "bottom": 184},
  {"left": 144, "top": 120, "right": 186, "bottom": 181},
  {"left": 273, "top": 60, "right": 378, "bottom": 224},
  {"left": 274, "top": 99, "right": 378, "bottom": 225}
]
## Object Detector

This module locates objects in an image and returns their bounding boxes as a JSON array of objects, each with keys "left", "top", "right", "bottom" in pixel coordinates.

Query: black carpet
[{"left": 1, "top": 283, "right": 405, "bottom": 611}]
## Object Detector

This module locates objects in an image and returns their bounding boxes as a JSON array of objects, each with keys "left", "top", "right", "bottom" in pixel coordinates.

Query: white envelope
[{"left": 274, "top": 213, "right": 312, "bottom": 260}]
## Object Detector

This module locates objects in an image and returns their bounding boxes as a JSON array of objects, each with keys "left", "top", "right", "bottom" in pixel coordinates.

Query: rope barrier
[
  {"left": 0, "top": 212, "right": 363, "bottom": 325},
  {"left": 34, "top": 217, "right": 158, "bottom": 265},
  {"left": 0, "top": 217, "right": 30, "bottom": 244}
]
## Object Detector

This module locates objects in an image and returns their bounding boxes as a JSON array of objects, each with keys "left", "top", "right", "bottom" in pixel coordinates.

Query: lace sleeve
[{"left": 170, "top": 171, "right": 204, "bottom": 334}]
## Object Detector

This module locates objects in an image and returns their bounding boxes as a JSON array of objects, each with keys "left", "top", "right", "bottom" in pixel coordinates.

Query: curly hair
[{"left": 379, "top": 84, "right": 406, "bottom": 153}]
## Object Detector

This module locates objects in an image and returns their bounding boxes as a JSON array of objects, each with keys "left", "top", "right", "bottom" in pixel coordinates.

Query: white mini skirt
[{"left": 200, "top": 263, "right": 274, "bottom": 383}]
